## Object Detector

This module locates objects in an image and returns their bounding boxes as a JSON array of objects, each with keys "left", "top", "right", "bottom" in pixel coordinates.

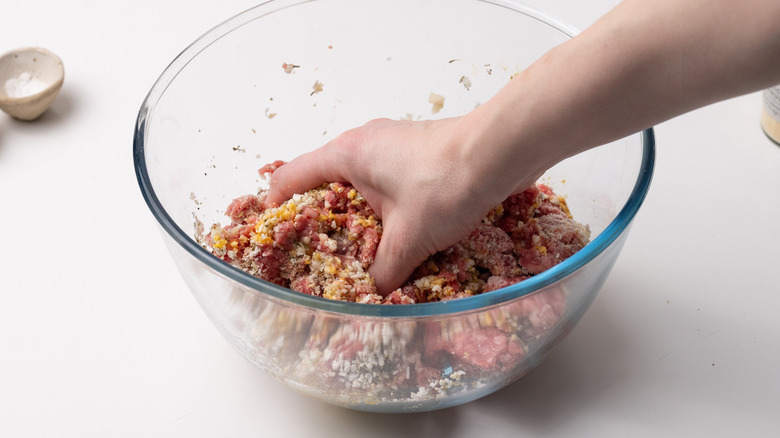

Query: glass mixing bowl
[{"left": 134, "top": 0, "right": 654, "bottom": 413}]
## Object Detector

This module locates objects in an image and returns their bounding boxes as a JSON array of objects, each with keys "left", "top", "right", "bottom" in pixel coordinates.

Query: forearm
[
  {"left": 265, "top": 0, "right": 780, "bottom": 293},
  {"left": 460, "top": 0, "right": 780, "bottom": 195}
]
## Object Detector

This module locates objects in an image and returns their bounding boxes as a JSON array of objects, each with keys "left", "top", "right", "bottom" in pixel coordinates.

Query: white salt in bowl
[
  {"left": 134, "top": 0, "right": 655, "bottom": 413},
  {"left": 0, "top": 47, "right": 64, "bottom": 121}
]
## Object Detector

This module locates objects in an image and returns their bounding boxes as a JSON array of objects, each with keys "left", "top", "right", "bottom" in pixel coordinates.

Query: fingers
[
  {"left": 261, "top": 116, "right": 485, "bottom": 297},
  {"left": 265, "top": 143, "right": 349, "bottom": 206},
  {"left": 264, "top": 122, "right": 382, "bottom": 206}
]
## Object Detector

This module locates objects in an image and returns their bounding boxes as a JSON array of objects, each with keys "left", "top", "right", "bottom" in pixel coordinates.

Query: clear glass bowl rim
[{"left": 133, "top": 0, "right": 656, "bottom": 318}]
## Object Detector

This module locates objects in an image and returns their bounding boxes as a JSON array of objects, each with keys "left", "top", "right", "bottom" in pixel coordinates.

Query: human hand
[
  {"left": 267, "top": 0, "right": 780, "bottom": 295},
  {"left": 265, "top": 116, "right": 535, "bottom": 295}
]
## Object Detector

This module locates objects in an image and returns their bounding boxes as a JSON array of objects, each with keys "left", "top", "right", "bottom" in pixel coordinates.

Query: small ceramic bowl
[{"left": 0, "top": 47, "right": 64, "bottom": 121}]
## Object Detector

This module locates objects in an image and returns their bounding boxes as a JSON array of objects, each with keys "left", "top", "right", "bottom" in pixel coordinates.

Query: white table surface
[{"left": 2, "top": 1, "right": 779, "bottom": 436}]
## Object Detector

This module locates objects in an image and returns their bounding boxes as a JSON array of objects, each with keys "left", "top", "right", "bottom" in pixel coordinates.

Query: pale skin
[{"left": 266, "top": 0, "right": 780, "bottom": 295}]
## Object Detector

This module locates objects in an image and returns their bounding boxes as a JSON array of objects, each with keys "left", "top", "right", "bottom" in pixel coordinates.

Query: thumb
[{"left": 368, "top": 215, "right": 433, "bottom": 296}]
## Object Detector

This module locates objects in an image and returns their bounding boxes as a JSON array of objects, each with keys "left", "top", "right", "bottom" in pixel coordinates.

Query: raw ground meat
[
  {"left": 229, "top": 284, "right": 571, "bottom": 405},
  {"left": 201, "top": 162, "right": 591, "bottom": 406},
  {"left": 203, "top": 161, "right": 590, "bottom": 304}
]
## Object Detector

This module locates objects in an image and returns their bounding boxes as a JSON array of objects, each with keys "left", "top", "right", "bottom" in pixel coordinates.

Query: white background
[{"left": 1, "top": 1, "right": 779, "bottom": 436}]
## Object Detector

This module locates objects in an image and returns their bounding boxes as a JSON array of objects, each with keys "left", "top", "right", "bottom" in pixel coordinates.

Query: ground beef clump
[{"left": 204, "top": 161, "right": 590, "bottom": 304}]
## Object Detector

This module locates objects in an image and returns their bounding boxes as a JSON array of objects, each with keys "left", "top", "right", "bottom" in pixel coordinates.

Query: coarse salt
[{"left": 4, "top": 72, "right": 48, "bottom": 98}]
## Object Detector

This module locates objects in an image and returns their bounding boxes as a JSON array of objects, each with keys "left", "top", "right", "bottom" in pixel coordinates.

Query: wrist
[{"left": 454, "top": 71, "right": 567, "bottom": 199}]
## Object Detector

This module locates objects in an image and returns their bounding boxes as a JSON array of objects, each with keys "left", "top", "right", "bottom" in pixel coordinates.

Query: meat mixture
[
  {"left": 199, "top": 161, "right": 591, "bottom": 408},
  {"left": 204, "top": 160, "right": 590, "bottom": 304}
]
